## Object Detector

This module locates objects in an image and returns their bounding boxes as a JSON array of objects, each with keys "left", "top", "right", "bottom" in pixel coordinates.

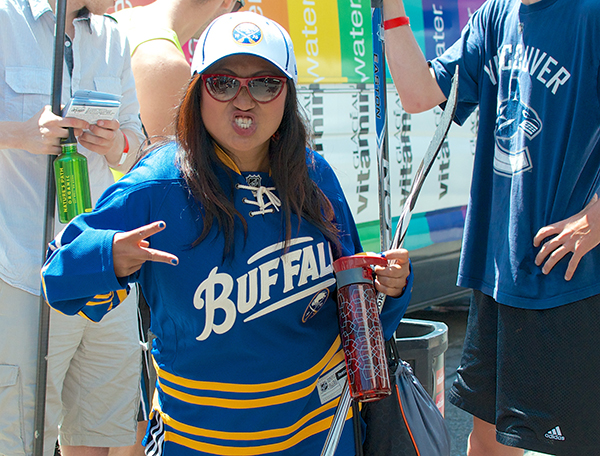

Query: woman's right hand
[
  {"left": 373, "top": 248, "right": 411, "bottom": 298},
  {"left": 113, "top": 221, "right": 179, "bottom": 278}
]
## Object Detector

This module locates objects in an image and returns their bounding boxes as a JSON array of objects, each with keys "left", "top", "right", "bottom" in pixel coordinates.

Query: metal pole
[
  {"left": 32, "top": 0, "right": 67, "bottom": 453},
  {"left": 320, "top": 3, "right": 391, "bottom": 454},
  {"left": 371, "top": 0, "right": 392, "bottom": 254}
]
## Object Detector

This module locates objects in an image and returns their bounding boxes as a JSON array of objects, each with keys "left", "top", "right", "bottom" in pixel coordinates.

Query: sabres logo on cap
[{"left": 232, "top": 22, "right": 262, "bottom": 45}]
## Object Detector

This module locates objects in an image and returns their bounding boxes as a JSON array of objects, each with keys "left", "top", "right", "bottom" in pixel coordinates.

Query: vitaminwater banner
[
  {"left": 298, "top": 84, "right": 478, "bottom": 251},
  {"left": 239, "top": 0, "right": 484, "bottom": 85},
  {"left": 422, "top": 0, "right": 462, "bottom": 59},
  {"left": 116, "top": 0, "right": 484, "bottom": 84},
  {"left": 239, "top": 0, "right": 373, "bottom": 84}
]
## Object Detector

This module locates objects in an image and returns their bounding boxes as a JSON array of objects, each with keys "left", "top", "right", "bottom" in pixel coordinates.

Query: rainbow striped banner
[
  {"left": 116, "top": 0, "right": 485, "bottom": 84},
  {"left": 241, "top": 0, "right": 485, "bottom": 85}
]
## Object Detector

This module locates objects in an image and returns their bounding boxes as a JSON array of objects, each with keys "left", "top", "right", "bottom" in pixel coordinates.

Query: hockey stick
[
  {"left": 356, "top": 1, "right": 390, "bottom": 453},
  {"left": 389, "top": 66, "right": 459, "bottom": 251},
  {"left": 320, "top": 66, "right": 459, "bottom": 456},
  {"left": 372, "top": 0, "right": 392, "bottom": 253},
  {"left": 33, "top": 0, "right": 67, "bottom": 453},
  {"left": 374, "top": 65, "right": 459, "bottom": 312},
  {"left": 321, "top": 4, "right": 389, "bottom": 455}
]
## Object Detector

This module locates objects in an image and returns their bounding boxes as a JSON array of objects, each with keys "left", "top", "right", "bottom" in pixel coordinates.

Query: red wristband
[
  {"left": 118, "top": 132, "right": 129, "bottom": 166},
  {"left": 383, "top": 16, "right": 410, "bottom": 30}
]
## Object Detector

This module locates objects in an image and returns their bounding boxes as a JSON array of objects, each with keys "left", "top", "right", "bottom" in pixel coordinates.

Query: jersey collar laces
[
  {"left": 237, "top": 182, "right": 281, "bottom": 217},
  {"left": 212, "top": 145, "right": 281, "bottom": 216}
]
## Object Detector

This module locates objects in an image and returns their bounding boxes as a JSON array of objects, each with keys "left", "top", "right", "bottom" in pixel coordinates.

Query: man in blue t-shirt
[{"left": 382, "top": 0, "right": 600, "bottom": 455}]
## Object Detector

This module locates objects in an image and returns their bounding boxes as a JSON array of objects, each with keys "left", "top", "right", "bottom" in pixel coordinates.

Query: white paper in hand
[{"left": 63, "top": 90, "right": 121, "bottom": 124}]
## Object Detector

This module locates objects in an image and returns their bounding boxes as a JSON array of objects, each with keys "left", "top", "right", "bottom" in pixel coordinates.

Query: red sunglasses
[
  {"left": 232, "top": 0, "right": 245, "bottom": 12},
  {"left": 201, "top": 74, "right": 287, "bottom": 104}
]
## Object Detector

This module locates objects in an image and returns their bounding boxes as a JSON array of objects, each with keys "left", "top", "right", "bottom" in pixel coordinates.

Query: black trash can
[{"left": 395, "top": 318, "right": 448, "bottom": 416}]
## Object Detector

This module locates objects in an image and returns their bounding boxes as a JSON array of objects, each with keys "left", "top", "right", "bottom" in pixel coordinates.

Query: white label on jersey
[{"left": 317, "top": 362, "right": 346, "bottom": 405}]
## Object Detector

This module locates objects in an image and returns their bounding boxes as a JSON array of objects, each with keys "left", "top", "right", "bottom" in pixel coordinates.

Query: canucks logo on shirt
[
  {"left": 233, "top": 23, "right": 262, "bottom": 45},
  {"left": 494, "top": 75, "right": 542, "bottom": 177}
]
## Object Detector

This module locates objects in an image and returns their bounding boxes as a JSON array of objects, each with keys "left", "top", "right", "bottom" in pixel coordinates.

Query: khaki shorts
[{"left": 0, "top": 278, "right": 141, "bottom": 455}]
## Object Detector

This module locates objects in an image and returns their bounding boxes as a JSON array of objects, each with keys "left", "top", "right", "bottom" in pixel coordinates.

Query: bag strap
[{"left": 385, "top": 337, "right": 400, "bottom": 376}]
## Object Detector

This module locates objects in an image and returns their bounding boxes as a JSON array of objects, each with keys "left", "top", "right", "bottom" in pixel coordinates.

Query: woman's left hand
[{"left": 373, "top": 248, "right": 410, "bottom": 298}]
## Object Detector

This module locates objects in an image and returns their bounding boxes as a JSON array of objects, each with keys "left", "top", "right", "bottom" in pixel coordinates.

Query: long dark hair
[{"left": 175, "top": 73, "right": 340, "bottom": 257}]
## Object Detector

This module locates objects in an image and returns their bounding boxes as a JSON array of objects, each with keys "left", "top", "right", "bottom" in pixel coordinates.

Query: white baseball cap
[{"left": 191, "top": 12, "right": 298, "bottom": 83}]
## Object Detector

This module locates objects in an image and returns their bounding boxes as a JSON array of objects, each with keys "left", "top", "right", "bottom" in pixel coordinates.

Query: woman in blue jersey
[{"left": 41, "top": 12, "right": 413, "bottom": 456}]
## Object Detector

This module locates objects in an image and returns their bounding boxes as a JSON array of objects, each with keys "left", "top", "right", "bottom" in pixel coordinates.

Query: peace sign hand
[{"left": 113, "top": 221, "right": 179, "bottom": 278}]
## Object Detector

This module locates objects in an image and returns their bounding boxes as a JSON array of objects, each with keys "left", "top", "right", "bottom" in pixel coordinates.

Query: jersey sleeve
[
  {"left": 41, "top": 173, "right": 148, "bottom": 322},
  {"left": 41, "top": 215, "right": 127, "bottom": 321}
]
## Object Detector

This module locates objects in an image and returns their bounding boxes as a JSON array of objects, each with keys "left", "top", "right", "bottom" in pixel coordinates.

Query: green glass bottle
[{"left": 54, "top": 128, "right": 92, "bottom": 223}]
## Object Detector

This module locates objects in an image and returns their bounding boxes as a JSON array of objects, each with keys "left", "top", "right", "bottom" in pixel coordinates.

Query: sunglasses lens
[
  {"left": 232, "top": 1, "right": 243, "bottom": 12},
  {"left": 205, "top": 76, "right": 240, "bottom": 101},
  {"left": 248, "top": 77, "right": 285, "bottom": 102},
  {"left": 204, "top": 75, "right": 285, "bottom": 103}
]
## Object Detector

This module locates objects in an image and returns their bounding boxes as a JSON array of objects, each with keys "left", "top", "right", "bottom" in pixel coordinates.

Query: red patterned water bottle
[{"left": 333, "top": 254, "right": 391, "bottom": 402}]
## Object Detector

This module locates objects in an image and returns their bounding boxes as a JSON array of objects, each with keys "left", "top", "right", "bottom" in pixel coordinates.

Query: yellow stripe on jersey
[
  {"left": 86, "top": 295, "right": 113, "bottom": 306},
  {"left": 40, "top": 266, "right": 50, "bottom": 304},
  {"left": 321, "top": 349, "right": 345, "bottom": 373},
  {"left": 164, "top": 410, "right": 352, "bottom": 455},
  {"left": 158, "top": 378, "right": 317, "bottom": 409},
  {"left": 41, "top": 264, "right": 128, "bottom": 317},
  {"left": 77, "top": 310, "right": 95, "bottom": 322},
  {"left": 157, "top": 398, "right": 339, "bottom": 440},
  {"left": 116, "top": 288, "right": 128, "bottom": 301},
  {"left": 154, "top": 337, "right": 343, "bottom": 393}
]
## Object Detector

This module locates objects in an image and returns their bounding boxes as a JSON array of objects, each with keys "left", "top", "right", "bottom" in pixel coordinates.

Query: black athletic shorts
[{"left": 448, "top": 290, "right": 600, "bottom": 456}]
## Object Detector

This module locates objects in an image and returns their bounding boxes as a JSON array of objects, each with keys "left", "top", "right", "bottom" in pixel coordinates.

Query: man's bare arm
[{"left": 383, "top": 0, "right": 447, "bottom": 113}]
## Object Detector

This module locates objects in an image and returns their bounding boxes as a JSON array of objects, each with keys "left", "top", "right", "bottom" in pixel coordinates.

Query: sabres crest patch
[
  {"left": 232, "top": 23, "right": 262, "bottom": 46},
  {"left": 302, "top": 289, "right": 330, "bottom": 323}
]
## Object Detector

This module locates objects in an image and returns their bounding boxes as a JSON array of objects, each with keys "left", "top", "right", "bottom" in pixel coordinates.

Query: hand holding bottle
[
  {"left": 15, "top": 105, "right": 89, "bottom": 155},
  {"left": 112, "top": 221, "right": 180, "bottom": 278},
  {"left": 372, "top": 248, "right": 410, "bottom": 298}
]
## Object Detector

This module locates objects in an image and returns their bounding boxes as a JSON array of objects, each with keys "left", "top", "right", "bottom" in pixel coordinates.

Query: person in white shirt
[{"left": 0, "top": 0, "right": 145, "bottom": 454}]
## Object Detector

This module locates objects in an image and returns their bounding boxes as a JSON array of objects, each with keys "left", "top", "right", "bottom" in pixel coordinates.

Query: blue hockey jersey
[{"left": 41, "top": 143, "right": 413, "bottom": 455}]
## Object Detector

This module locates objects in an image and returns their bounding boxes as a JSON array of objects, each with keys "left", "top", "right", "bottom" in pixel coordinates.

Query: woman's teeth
[{"left": 235, "top": 117, "right": 252, "bottom": 129}]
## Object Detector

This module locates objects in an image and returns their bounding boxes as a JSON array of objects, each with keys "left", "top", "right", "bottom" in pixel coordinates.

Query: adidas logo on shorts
[{"left": 544, "top": 426, "right": 565, "bottom": 441}]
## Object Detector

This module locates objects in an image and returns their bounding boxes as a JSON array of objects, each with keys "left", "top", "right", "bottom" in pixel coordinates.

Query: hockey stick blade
[
  {"left": 391, "top": 66, "right": 459, "bottom": 250},
  {"left": 376, "top": 66, "right": 459, "bottom": 312}
]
